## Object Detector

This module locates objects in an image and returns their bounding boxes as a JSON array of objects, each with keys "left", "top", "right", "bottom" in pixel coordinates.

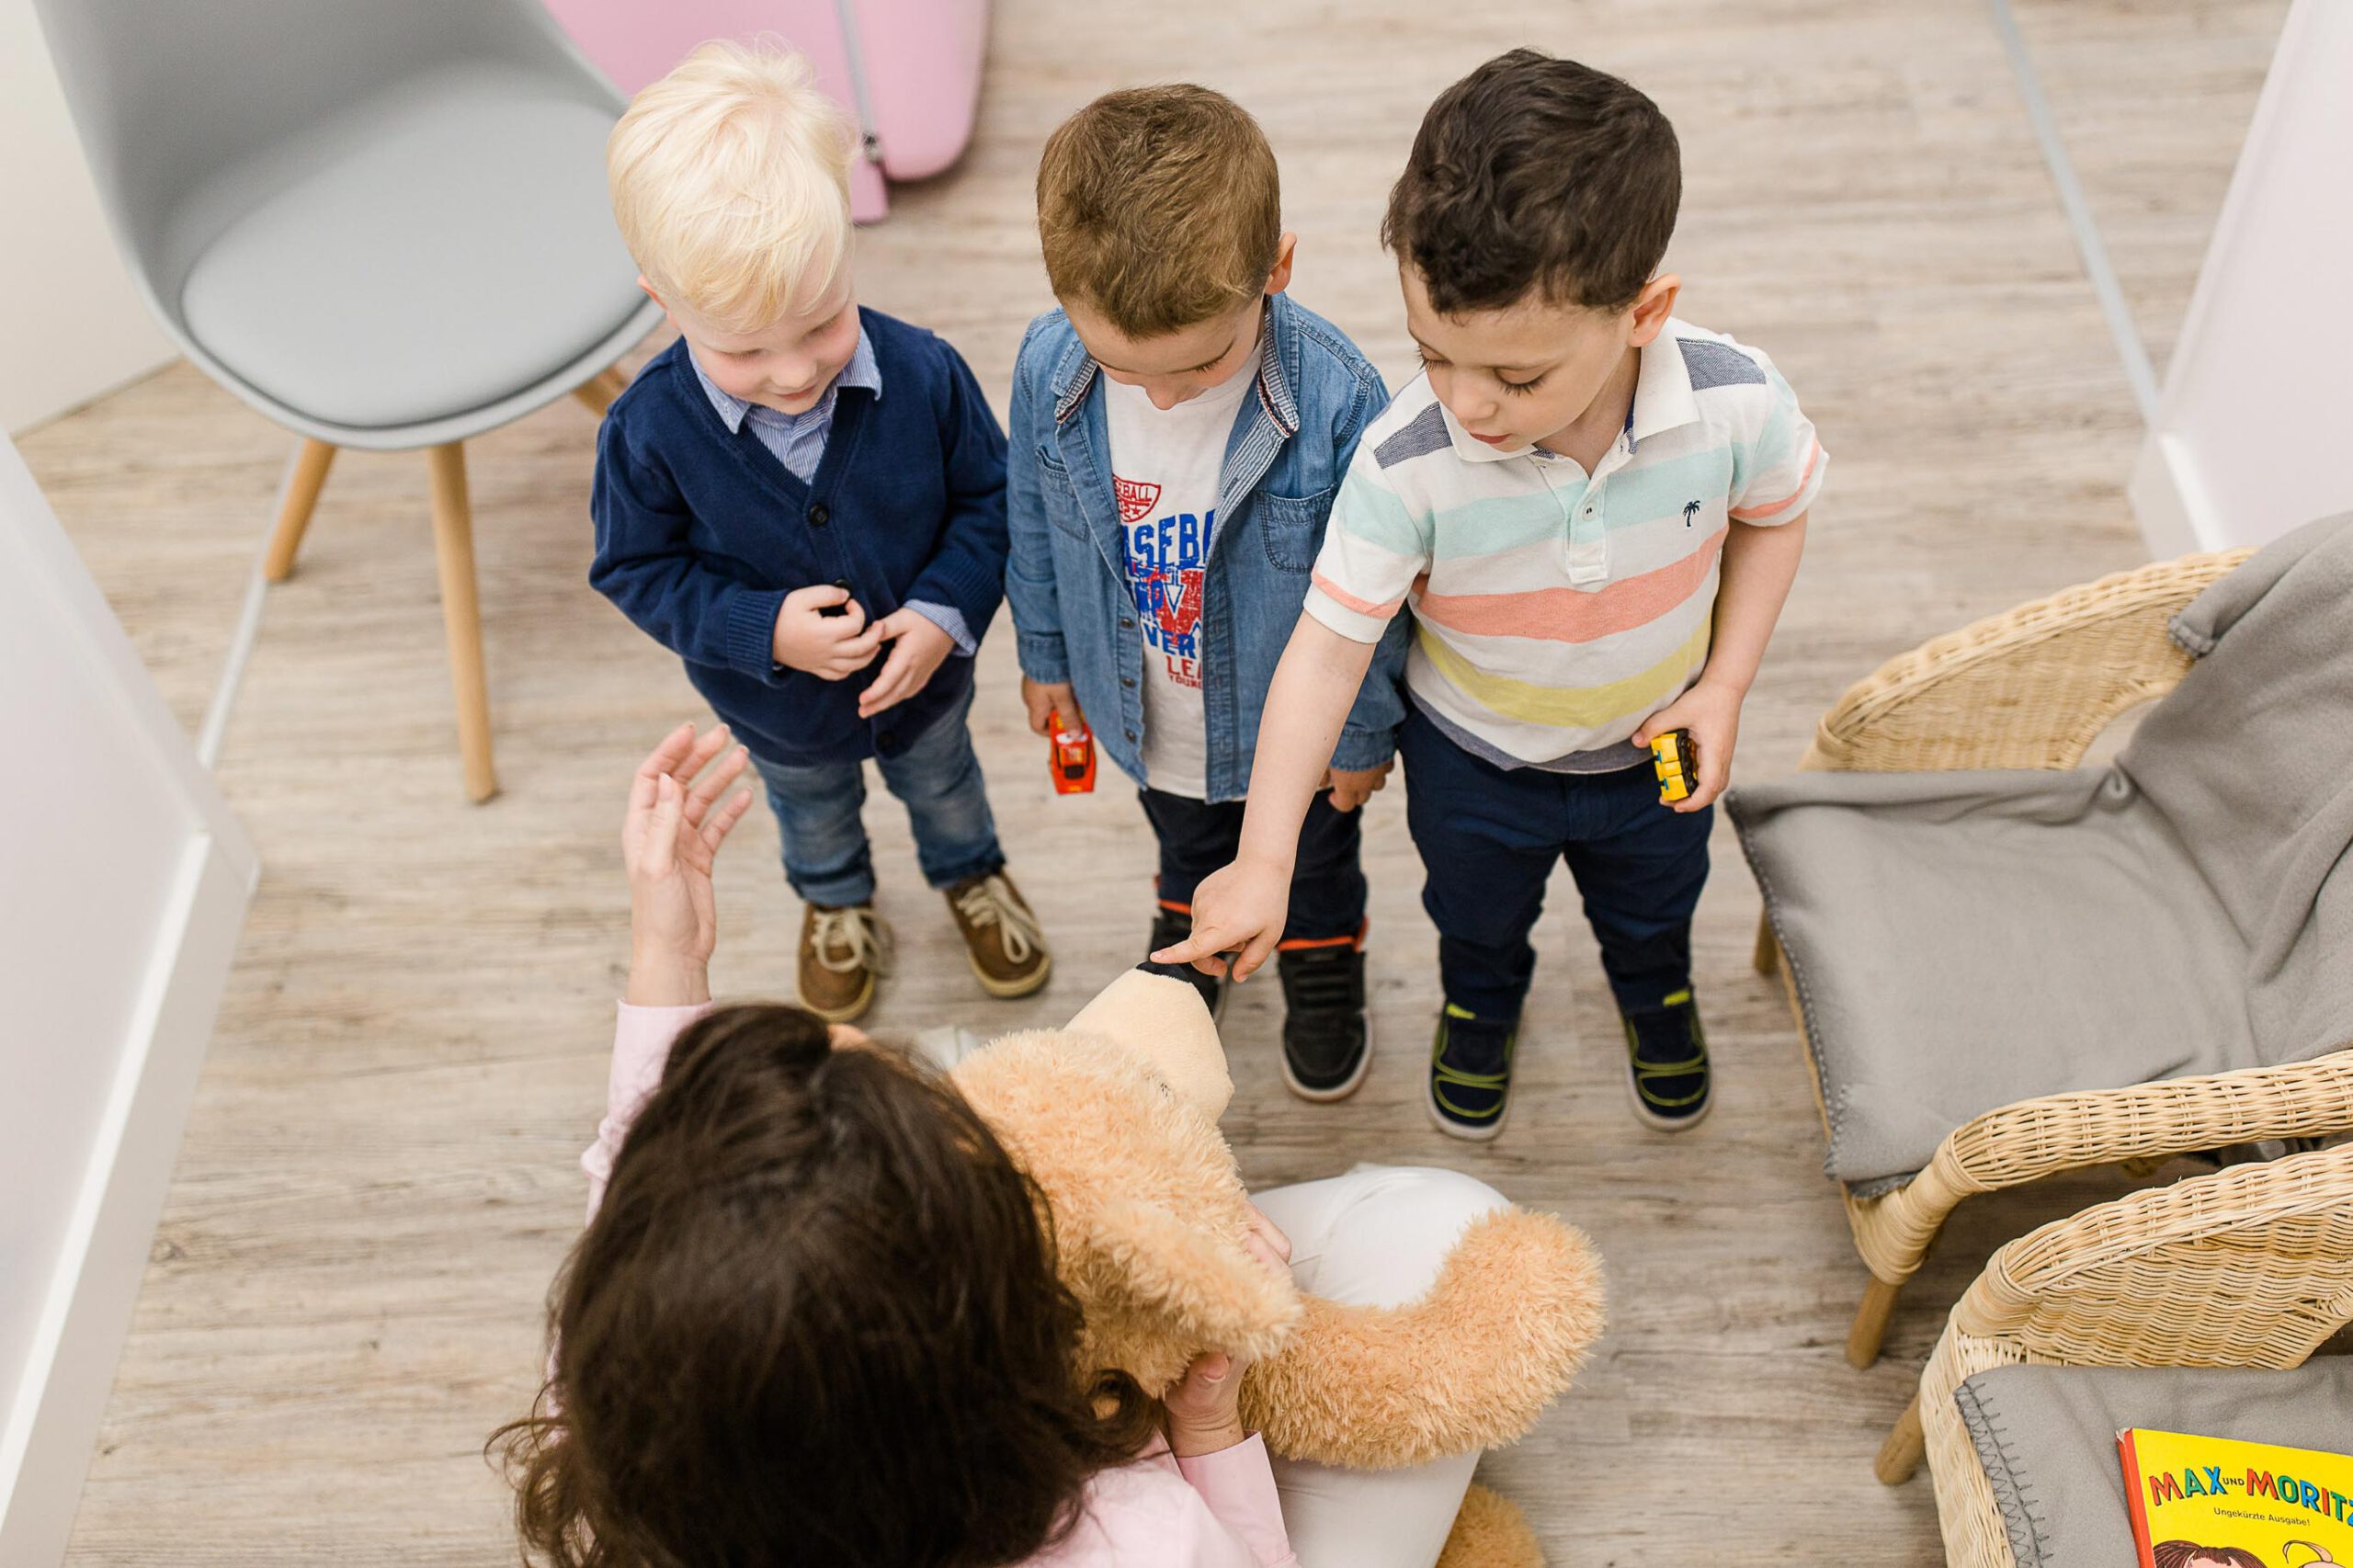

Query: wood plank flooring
[{"left": 20, "top": 1, "right": 2284, "bottom": 1561}]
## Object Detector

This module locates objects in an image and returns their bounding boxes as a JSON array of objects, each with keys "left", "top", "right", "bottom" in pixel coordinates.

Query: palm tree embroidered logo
[{"left": 1683, "top": 500, "right": 1701, "bottom": 527}]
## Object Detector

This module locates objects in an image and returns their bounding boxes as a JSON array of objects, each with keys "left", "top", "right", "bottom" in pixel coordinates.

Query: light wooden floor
[{"left": 25, "top": 0, "right": 2286, "bottom": 1561}]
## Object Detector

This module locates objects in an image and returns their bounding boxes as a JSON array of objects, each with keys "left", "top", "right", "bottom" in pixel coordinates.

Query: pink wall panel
[{"left": 540, "top": 0, "right": 990, "bottom": 222}]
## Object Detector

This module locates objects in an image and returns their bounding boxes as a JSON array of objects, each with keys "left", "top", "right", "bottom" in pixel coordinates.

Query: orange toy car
[{"left": 1050, "top": 722, "right": 1097, "bottom": 795}]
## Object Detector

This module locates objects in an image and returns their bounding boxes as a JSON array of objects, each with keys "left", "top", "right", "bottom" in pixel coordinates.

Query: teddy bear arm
[{"left": 1236, "top": 1208, "right": 1605, "bottom": 1470}]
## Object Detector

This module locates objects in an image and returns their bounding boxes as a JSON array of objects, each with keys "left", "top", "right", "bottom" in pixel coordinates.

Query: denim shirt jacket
[{"left": 1005, "top": 291, "right": 1411, "bottom": 801}]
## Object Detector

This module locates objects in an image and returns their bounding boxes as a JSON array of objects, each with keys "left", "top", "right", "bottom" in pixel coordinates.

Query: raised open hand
[{"left": 622, "top": 721, "right": 756, "bottom": 985}]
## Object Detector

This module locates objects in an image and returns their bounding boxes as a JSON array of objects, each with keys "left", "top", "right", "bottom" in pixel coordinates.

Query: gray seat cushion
[
  {"left": 1731, "top": 767, "right": 2255, "bottom": 1188},
  {"left": 1953, "top": 1358, "right": 2353, "bottom": 1567},
  {"left": 180, "top": 69, "right": 643, "bottom": 430},
  {"left": 1729, "top": 515, "right": 2353, "bottom": 1191}
]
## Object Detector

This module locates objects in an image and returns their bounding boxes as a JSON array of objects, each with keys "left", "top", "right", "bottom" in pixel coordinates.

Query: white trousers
[{"left": 1248, "top": 1164, "right": 1508, "bottom": 1568}]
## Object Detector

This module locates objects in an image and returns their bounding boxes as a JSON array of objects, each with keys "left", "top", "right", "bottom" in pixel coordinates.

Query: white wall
[
  {"left": 0, "top": 0, "right": 176, "bottom": 436},
  {"left": 0, "top": 435, "right": 255, "bottom": 1566},
  {"left": 2131, "top": 0, "right": 2353, "bottom": 556}
]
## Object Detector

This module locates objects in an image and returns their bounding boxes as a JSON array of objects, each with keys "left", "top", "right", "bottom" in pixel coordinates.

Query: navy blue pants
[
  {"left": 1398, "top": 706, "right": 1711, "bottom": 1019},
  {"left": 1141, "top": 787, "right": 1366, "bottom": 945}
]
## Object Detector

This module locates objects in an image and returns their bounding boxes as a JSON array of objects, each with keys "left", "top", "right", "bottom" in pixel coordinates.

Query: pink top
[{"left": 585, "top": 1002, "right": 1297, "bottom": 1568}]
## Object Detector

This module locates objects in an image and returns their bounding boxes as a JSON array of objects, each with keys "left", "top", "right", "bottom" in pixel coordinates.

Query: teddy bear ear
[{"left": 1079, "top": 1198, "right": 1302, "bottom": 1361}]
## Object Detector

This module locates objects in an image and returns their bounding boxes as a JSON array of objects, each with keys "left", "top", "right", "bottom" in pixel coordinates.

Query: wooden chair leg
[
  {"left": 572, "top": 366, "right": 628, "bottom": 415},
  {"left": 1752, "top": 910, "right": 1779, "bottom": 976},
  {"left": 1848, "top": 1275, "right": 1904, "bottom": 1369},
  {"left": 263, "top": 438, "right": 336, "bottom": 581},
  {"left": 425, "top": 443, "right": 498, "bottom": 802},
  {"left": 1875, "top": 1393, "right": 1926, "bottom": 1484}
]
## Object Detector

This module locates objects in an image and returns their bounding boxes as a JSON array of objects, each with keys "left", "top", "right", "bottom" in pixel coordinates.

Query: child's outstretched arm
[
  {"left": 1152, "top": 614, "right": 1377, "bottom": 983},
  {"left": 1158, "top": 437, "right": 1430, "bottom": 979}
]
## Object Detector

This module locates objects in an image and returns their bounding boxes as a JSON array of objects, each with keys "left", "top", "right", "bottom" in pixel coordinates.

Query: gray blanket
[
  {"left": 1954, "top": 1358, "right": 2353, "bottom": 1568},
  {"left": 1729, "top": 515, "right": 2353, "bottom": 1188}
]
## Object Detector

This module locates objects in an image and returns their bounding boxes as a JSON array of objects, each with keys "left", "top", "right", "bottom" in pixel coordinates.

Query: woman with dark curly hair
[{"left": 493, "top": 722, "right": 1505, "bottom": 1568}]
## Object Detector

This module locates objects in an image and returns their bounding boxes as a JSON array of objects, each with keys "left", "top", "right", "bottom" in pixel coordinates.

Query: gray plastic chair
[{"left": 34, "top": 0, "right": 665, "bottom": 801}]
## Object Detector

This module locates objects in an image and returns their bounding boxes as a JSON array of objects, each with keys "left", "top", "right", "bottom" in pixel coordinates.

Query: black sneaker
[
  {"left": 1427, "top": 1004, "right": 1516, "bottom": 1142},
  {"left": 1621, "top": 987, "right": 1712, "bottom": 1131},
  {"left": 1146, "top": 906, "right": 1227, "bottom": 1021},
  {"left": 1276, "top": 945, "right": 1370, "bottom": 1101}
]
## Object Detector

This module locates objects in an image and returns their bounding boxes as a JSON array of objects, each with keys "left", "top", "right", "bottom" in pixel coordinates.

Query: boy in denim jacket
[
  {"left": 591, "top": 44, "right": 1048, "bottom": 1024},
  {"left": 1006, "top": 85, "right": 1405, "bottom": 1098}
]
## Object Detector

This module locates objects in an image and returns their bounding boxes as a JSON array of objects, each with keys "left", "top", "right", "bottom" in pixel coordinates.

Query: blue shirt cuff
[{"left": 905, "top": 600, "right": 977, "bottom": 658}]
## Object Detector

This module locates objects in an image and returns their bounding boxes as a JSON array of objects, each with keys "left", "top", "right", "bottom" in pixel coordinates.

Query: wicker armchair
[
  {"left": 1873, "top": 1142, "right": 2353, "bottom": 1568},
  {"left": 1753, "top": 548, "right": 2353, "bottom": 1366}
]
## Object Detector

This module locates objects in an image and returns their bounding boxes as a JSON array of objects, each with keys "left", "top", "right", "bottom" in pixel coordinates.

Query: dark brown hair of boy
[
  {"left": 490, "top": 1004, "right": 1161, "bottom": 1568},
  {"left": 1382, "top": 48, "right": 1681, "bottom": 315}
]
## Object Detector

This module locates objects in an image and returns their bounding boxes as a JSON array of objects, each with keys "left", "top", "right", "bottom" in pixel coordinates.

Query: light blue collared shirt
[{"left": 691, "top": 329, "right": 972, "bottom": 655}]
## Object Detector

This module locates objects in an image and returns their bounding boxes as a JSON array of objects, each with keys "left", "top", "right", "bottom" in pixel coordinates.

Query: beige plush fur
[
  {"left": 1437, "top": 1483, "right": 1548, "bottom": 1568},
  {"left": 948, "top": 970, "right": 1605, "bottom": 1566}
]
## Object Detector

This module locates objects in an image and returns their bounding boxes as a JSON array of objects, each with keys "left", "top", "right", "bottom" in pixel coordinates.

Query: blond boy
[{"left": 592, "top": 42, "right": 1046, "bottom": 1023}]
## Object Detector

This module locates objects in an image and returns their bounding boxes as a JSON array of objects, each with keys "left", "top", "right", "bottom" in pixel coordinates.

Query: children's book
[{"left": 2119, "top": 1426, "right": 2353, "bottom": 1567}]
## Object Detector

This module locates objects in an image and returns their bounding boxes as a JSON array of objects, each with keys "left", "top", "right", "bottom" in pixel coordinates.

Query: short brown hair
[
  {"left": 1037, "top": 85, "right": 1282, "bottom": 338},
  {"left": 492, "top": 1005, "right": 1158, "bottom": 1568},
  {"left": 1382, "top": 50, "right": 1680, "bottom": 314}
]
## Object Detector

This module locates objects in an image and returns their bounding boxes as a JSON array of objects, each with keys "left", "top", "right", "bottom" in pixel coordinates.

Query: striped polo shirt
[{"left": 1304, "top": 318, "right": 1824, "bottom": 771}]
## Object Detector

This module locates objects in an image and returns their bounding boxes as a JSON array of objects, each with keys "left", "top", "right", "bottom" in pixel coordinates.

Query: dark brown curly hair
[
  {"left": 491, "top": 1005, "right": 1159, "bottom": 1568},
  {"left": 1382, "top": 49, "right": 1680, "bottom": 315}
]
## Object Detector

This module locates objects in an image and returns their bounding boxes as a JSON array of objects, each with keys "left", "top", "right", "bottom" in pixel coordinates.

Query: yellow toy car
[{"left": 1650, "top": 728, "right": 1697, "bottom": 803}]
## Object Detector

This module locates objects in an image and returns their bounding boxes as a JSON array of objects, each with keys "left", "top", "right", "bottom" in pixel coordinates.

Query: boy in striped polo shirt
[{"left": 1157, "top": 51, "right": 1823, "bottom": 1140}]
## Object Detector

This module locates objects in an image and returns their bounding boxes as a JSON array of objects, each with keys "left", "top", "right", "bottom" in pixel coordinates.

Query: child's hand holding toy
[
  {"left": 1633, "top": 676, "right": 1742, "bottom": 812},
  {"left": 772, "top": 584, "right": 884, "bottom": 680},
  {"left": 858, "top": 608, "right": 956, "bottom": 718},
  {"left": 1019, "top": 676, "right": 1086, "bottom": 739}
]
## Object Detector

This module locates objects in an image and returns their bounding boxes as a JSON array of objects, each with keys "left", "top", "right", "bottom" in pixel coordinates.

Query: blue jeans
[
  {"left": 750, "top": 686, "right": 1005, "bottom": 907},
  {"left": 1398, "top": 705, "right": 1712, "bottom": 1020}
]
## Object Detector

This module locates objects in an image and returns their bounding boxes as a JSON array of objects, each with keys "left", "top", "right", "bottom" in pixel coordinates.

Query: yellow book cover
[{"left": 2119, "top": 1427, "right": 2353, "bottom": 1568}]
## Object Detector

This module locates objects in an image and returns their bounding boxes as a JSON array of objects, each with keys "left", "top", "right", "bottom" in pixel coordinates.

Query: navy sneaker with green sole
[
  {"left": 1427, "top": 1003, "right": 1516, "bottom": 1142},
  {"left": 1621, "top": 987, "right": 1711, "bottom": 1131}
]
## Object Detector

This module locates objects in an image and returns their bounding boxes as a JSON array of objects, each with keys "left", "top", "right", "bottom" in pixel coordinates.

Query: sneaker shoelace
[
  {"left": 1433, "top": 1009, "right": 1511, "bottom": 1092},
  {"left": 1280, "top": 949, "right": 1360, "bottom": 1018},
  {"left": 953, "top": 875, "right": 1044, "bottom": 965},
  {"left": 1625, "top": 994, "right": 1708, "bottom": 1108},
  {"left": 810, "top": 905, "right": 894, "bottom": 976}
]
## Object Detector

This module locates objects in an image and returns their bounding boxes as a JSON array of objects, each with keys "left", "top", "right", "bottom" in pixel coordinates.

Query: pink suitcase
[{"left": 540, "top": 0, "right": 990, "bottom": 222}]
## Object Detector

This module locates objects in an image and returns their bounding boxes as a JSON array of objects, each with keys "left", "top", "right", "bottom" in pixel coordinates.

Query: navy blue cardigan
[{"left": 589, "top": 310, "right": 1009, "bottom": 767}]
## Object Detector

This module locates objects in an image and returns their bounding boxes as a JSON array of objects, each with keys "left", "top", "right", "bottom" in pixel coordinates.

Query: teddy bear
[{"left": 945, "top": 967, "right": 1607, "bottom": 1568}]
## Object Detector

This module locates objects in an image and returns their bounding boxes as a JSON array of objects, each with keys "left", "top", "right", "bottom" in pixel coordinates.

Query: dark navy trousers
[
  {"left": 1141, "top": 788, "right": 1367, "bottom": 946},
  {"left": 1398, "top": 706, "right": 1712, "bottom": 1019}
]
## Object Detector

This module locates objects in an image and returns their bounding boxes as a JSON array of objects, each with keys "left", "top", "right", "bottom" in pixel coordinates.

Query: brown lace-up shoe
[
  {"left": 798, "top": 902, "right": 892, "bottom": 1023},
  {"left": 946, "top": 870, "right": 1051, "bottom": 998}
]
